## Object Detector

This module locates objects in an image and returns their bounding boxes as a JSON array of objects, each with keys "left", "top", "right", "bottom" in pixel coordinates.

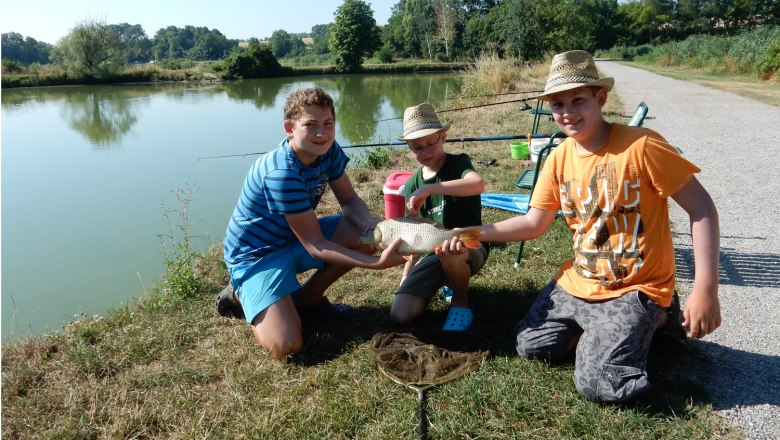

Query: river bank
[{"left": 1, "top": 61, "right": 470, "bottom": 89}]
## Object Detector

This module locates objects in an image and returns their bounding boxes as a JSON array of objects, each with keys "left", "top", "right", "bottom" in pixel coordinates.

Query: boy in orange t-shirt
[{"left": 443, "top": 50, "right": 721, "bottom": 403}]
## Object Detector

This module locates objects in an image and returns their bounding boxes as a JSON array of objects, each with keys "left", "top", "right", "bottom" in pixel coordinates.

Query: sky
[{"left": 1, "top": 0, "right": 396, "bottom": 44}]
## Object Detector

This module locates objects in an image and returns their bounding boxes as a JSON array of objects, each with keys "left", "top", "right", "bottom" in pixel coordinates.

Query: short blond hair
[{"left": 284, "top": 87, "right": 335, "bottom": 122}]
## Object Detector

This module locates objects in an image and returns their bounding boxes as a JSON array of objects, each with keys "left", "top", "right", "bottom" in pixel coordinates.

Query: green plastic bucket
[{"left": 510, "top": 141, "right": 529, "bottom": 159}]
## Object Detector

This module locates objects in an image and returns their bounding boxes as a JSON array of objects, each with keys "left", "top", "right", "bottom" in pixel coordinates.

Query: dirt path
[{"left": 597, "top": 60, "right": 780, "bottom": 440}]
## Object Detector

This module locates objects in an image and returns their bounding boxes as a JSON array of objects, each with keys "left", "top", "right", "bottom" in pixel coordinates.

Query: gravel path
[{"left": 597, "top": 60, "right": 780, "bottom": 440}]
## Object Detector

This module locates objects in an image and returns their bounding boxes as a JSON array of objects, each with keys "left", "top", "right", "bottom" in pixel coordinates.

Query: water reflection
[
  {"left": 61, "top": 90, "right": 139, "bottom": 146},
  {"left": 1, "top": 74, "right": 461, "bottom": 148},
  {"left": 219, "top": 77, "right": 288, "bottom": 110}
]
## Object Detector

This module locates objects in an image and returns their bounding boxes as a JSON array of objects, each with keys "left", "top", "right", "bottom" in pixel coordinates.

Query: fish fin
[{"left": 457, "top": 229, "right": 482, "bottom": 249}]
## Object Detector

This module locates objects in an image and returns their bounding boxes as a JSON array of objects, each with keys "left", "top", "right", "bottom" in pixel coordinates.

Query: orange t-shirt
[{"left": 530, "top": 125, "right": 700, "bottom": 307}]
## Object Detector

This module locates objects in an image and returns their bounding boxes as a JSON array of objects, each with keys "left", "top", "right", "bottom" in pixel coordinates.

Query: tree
[
  {"left": 311, "top": 24, "right": 331, "bottom": 54},
  {"left": 1, "top": 32, "right": 53, "bottom": 64},
  {"left": 189, "top": 31, "right": 234, "bottom": 60},
  {"left": 108, "top": 23, "right": 151, "bottom": 63},
  {"left": 405, "top": 0, "right": 438, "bottom": 59},
  {"left": 51, "top": 19, "right": 127, "bottom": 79},
  {"left": 269, "top": 29, "right": 294, "bottom": 58},
  {"left": 434, "top": 0, "right": 458, "bottom": 59},
  {"left": 329, "top": 0, "right": 381, "bottom": 72},
  {"left": 496, "top": 0, "right": 554, "bottom": 60},
  {"left": 149, "top": 26, "right": 236, "bottom": 61}
]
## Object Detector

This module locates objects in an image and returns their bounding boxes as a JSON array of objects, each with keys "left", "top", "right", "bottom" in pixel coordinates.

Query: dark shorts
[
  {"left": 396, "top": 243, "right": 489, "bottom": 301},
  {"left": 515, "top": 280, "right": 666, "bottom": 403}
]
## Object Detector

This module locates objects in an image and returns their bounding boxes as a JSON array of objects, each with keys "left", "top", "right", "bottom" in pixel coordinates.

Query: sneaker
[
  {"left": 215, "top": 284, "right": 244, "bottom": 319},
  {"left": 296, "top": 297, "right": 354, "bottom": 326}
]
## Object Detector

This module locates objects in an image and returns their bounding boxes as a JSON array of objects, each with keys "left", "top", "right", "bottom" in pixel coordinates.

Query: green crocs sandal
[{"left": 442, "top": 307, "right": 473, "bottom": 331}]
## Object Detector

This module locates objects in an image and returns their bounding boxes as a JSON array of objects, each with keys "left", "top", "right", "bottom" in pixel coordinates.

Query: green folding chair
[
  {"left": 513, "top": 131, "right": 566, "bottom": 268},
  {"left": 627, "top": 101, "right": 649, "bottom": 127}
]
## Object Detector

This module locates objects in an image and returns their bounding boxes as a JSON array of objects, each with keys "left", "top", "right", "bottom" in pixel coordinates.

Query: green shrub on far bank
[
  {"left": 596, "top": 45, "right": 653, "bottom": 61},
  {"left": 223, "top": 44, "right": 289, "bottom": 79},
  {"left": 2, "top": 59, "right": 24, "bottom": 73}
]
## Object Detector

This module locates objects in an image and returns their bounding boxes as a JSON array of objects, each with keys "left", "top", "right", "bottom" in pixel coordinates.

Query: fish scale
[{"left": 359, "top": 217, "right": 481, "bottom": 254}]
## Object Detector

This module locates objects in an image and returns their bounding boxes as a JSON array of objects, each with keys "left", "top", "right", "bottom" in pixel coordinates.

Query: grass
[
  {"left": 623, "top": 61, "right": 780, "bottom": 107},
  {"left": 1, "top": 59, "right": 741, "bottom": 439}
]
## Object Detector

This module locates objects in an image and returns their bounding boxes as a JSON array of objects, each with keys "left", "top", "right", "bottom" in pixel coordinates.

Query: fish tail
[{"left": 457, "top": 229, "right": 482, "bottom": 249}]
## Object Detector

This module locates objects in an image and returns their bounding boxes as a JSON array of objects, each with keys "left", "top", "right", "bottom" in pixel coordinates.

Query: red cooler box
[{"left": 383, "top": 171, "right": 414, "bottom": 219}]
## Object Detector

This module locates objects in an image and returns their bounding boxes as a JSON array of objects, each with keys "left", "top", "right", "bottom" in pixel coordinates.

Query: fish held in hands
[{"left": 358, "top": 217, "right": 481, "bottom": 254}]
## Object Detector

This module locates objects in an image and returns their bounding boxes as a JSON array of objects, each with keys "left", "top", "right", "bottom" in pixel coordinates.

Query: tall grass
[
  {"left": 458, "top": 53, "right": 549, "bottom": 99},
  {"left": 604, "top": 25, "right": 780, "bottom": 80}
]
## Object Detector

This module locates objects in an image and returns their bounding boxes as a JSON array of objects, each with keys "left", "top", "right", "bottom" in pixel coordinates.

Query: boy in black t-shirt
[{"left": 389, "top": 103, "right": 489, "bottom": 331}]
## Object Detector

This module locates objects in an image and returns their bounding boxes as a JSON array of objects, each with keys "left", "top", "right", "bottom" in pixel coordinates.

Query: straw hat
[
  {"left": 537, "top": 50, "right": 614, "bottom": 101},
  {"left": 397, "top": 103, "right": 451, "bottom": 141}
]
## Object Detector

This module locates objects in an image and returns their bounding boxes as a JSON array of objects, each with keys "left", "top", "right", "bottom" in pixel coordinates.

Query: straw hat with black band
[
  {"left": 536, "top": 50, "right": 614, "bottom": 101},
  {"left": 397, "top": 103, "right": 451, "bottom": 141}
]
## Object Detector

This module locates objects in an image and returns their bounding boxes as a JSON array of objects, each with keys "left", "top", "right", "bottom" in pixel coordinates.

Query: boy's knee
[
  {"left": 574, "top": 363, "right": 651, "bottom": 403},
  {"left": 390, "top": 294, "right": 424, "bottom": 326},
  {"left": 389, "top": 306, "right": 416, "bottom": 326},
  {"left": 258, "top": 334, "right": 304, "bottom": 360},
  {"left": 515, "top": 326, "right": 577, "bottom": 361}
]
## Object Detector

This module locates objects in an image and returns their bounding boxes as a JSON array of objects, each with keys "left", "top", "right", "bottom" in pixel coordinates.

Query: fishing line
[{"left": 376, "top": 96, "right": 539, "bottom": 122}]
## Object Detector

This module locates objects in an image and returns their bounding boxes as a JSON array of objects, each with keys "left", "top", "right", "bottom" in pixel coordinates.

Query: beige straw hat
[
  {"left": 537, "top": 50, "right": 614, "bottom": 101},
  {"left": 397, "top": 103, "right": 451, "bottom": 141}
]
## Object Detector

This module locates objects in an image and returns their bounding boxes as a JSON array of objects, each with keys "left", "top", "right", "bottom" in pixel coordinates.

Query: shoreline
[{"left": 1, "top": 62, "right": 471, "bottom": 89}]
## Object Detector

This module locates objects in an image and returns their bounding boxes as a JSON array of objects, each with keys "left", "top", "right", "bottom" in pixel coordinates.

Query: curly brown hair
[{"left": 283, "top": 87, "right": 336, "bottom": 123}]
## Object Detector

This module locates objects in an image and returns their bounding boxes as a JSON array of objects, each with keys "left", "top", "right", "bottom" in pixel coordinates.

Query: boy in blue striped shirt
[{"left": 220, "top": 87, "right": 405, "bottom": 359}]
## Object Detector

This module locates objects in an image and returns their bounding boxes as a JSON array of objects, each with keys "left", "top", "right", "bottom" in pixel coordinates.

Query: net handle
[{"left": 418, "top": 388, "right": 428, "bottom": 440}]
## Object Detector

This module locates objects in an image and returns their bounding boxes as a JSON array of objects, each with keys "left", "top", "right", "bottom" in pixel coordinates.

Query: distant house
[
  {"left": 301, "top": 37, "right": 314, "bottom": 47},
  {"left": 237, "top": 40, "right": 271, "bottom": 48}
]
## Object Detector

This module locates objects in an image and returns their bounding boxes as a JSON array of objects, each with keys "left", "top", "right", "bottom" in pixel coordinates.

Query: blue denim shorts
[{"left": 228, "top": 215, "right": 342, "bottom": 324}]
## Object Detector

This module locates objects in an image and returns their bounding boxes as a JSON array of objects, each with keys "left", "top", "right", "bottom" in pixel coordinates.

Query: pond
[{"left": 1, "top": 73, "right": 461, "bottom": 340}]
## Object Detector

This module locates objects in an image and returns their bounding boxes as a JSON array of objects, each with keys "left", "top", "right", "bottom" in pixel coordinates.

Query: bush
[
  {"left": 630, "top": 25, "right": 780, "bottom": 79},
  {"left": 375, "top": 44, "right": 394, "bottom": 64},
  {"left": 158, "top": 185, "right": 205, "bottom": 301},
  {"left": 223, "top": 45, "right": 285, "bottom": 79},
  {"left": 364, "top": 147, "right": 391, "bottom": 169},
  {"left": 2, "top": 59, "right": 24, "bottom": 73},
  {"left": 157, "top": 58, "right": 195, "bottom": 70},
  {"left": 281, "top": 53, "right": 335, "bottom": 67},
  {"left": 435, "top": 53, "right": 450, "bottom": 62},
  {"left": 597, "top": 45, "right": 653, "bottom": 61},
  {"left": 757, "top": 42, "right": 780, "bottom": 80}
]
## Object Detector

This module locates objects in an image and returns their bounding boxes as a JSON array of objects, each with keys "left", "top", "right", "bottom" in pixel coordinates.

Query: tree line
[{"left": 2, "top": 0, "right": 778, "bottom": 78}]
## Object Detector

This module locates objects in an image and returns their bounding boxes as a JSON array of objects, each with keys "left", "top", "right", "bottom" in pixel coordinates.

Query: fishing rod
[
  {"left": 346, "top": 133, "right": 552, "bottom": 149},
  {"left": 376, "top": 96, "right": 538, "bottom": 122},
  {"left": 197, "top": 91, "right": 546, "bottom": 161},
  {"left": 197, "top": 133, "right": 554, "bottom": 161}
]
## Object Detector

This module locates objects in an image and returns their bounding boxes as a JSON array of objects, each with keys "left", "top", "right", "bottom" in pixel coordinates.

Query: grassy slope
[{"left": 1, "top": 63, "right": 740, "bottom": 439}]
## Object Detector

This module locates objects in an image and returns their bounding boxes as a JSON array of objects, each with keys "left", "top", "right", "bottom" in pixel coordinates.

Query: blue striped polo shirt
[{"left": 223, "top": 138, "right": 349, "bottom": 267}]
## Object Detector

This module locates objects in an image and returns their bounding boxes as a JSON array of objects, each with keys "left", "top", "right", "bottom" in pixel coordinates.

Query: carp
[{"left": 358, "top": 217, "right": 481, "bottom": 254}]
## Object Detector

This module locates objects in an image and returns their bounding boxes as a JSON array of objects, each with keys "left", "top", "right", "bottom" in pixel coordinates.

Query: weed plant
[
  {"left": 1, "top": 60, "right": 737, "bottom": 439},
  {"left": 157, "top": 185, "right": 204, "bottom": 301}
]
